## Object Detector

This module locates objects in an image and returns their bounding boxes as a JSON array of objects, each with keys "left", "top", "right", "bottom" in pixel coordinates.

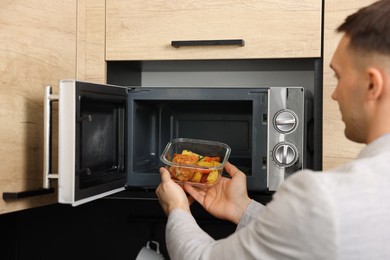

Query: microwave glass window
[{"left": 78, "top": 95, "right": 126, "bottom": 189}]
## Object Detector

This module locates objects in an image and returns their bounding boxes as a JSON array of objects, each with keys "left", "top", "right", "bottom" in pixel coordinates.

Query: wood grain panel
[
  {"left": 106, "top": 0, "right": 322, "bottom": 60},
  {"left": 0, "top": 0, "right": 76, "bottom": 214},
  {"left": 77, "top": 0, "right": 106, "bottom": 83}
]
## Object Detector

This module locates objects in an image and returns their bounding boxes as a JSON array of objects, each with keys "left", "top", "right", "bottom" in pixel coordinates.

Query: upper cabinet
[
  {"left": 106, "top": 0, "right": 322, "bottom": 61},
  {"left": 0, "top": 0, "right": 106, "bottom": 215},
  {"left": 0, "top": 0, "right": 77, "bottom": 214}
]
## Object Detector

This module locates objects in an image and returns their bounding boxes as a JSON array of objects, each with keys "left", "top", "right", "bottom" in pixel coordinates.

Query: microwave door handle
[
  {"left": 2, "top": 86, "right": 57, "bottom": 200},
  {"left": 43, "top": 86, "right": 59, "bottom": 189}
]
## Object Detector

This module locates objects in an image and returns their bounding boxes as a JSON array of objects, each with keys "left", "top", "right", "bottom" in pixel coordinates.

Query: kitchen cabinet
[
  {"left": 322, "top": 0, "right": 376, "bottom": 170},
  {"left": 77, "top": 0, "right": 106, "bottom": 83},
  {"left": 0, "top": 0, "right": 105, "bottom": 214},
  {"left": 106, "top": 0, "right": 322, "bottom": 61},
  {"left": 0, "top": 0, "right": 76, "bottom": 214}
]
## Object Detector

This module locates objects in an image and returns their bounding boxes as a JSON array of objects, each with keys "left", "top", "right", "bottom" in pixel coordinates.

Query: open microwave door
[{"left": 58, "top": 80, "right": 127, "bottom": 206}]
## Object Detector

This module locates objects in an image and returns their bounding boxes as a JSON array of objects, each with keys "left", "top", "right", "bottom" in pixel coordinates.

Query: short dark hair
[{"left": 337, "top": 0, "right": 390, "bottom": 56}]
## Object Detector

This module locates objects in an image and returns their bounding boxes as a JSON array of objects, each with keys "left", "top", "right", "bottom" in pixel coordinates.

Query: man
[{"left": 156, "top": 0, "right": 390, "bottom": 259}]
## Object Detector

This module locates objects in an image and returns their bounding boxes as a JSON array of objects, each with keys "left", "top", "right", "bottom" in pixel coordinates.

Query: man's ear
[{"left": 366, "top": 67, "right": 384, "bottom": 100}]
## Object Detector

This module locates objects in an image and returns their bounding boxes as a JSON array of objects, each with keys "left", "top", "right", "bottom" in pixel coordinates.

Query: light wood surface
[
  {"left": 322, "top": 0, "right": 376, "bottom": 170},
  {"left": 77, "top": 0, "right": 106, "bottom": 83},
  {"left": 106, "top": 0, "right": 322, "bottom": 60},
  {"left": 0, "top": 0, "right": 77, "bottom": 214}
]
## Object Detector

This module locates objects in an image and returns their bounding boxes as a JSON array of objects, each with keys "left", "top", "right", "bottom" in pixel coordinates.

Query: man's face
[{"left": 330, "top": 35, "right": 367, "bottom": 143}]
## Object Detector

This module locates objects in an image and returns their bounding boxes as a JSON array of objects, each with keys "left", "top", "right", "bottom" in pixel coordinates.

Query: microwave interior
[
  {"left": 76, "top": 82, "right": 268, "bottom": 195},
  {"left": 127, "top": 88, "right": 268, "bottom": 190}
]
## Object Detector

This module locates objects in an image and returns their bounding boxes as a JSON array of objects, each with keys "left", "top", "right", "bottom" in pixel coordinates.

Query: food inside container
[{"left": 160, "top": 138, "right": 231, "bottom": 187}]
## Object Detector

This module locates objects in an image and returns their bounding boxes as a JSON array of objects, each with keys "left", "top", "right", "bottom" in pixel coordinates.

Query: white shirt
[{"left": 165, "top": 134, "right": 390, "bottom": 260}]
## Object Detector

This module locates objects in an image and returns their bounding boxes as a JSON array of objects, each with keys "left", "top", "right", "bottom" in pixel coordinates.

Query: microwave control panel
[{"left": 267, "top": 87, "right": 305, "bottom": 191}]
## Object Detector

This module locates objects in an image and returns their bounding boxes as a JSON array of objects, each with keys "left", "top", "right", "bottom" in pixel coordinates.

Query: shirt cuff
[{"left": 236, "top": 199, "right": 265, "bottom": 230}]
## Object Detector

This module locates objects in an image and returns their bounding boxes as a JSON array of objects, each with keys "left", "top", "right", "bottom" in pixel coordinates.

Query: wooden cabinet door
[
  {"left": 106, "top": 0, "right": 322, "bottom": 60},
  {"left": 0, "top": 0, "right": 76, "bottom": 214},
  {"left": 322, "top": 0, "right": 376, "bottom": 170}
]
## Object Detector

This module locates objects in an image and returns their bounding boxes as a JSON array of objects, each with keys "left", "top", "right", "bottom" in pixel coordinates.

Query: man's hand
[
  {"left": 155, "top": 167, "right": 191, "bottom": 216},
  {"left": 184, "top": 162, "right": 251, "bottom": 224}
]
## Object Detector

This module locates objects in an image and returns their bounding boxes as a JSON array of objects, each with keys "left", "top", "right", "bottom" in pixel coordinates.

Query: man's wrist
[{"left": 232, "top": 197, "right": 252, "bottom": 224}]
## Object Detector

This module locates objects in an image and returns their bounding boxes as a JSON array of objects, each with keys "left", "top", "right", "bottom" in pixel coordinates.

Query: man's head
[
  {"left": 336, "top": 0, "right": 390, "bottom": 58},
  {"left": 330, "top": 0, "right": 390, "bottom": 144}
]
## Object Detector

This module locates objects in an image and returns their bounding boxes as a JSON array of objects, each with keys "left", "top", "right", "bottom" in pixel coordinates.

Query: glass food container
[{"left": 160, "top": 138, "right": 231, "bottom": 187}]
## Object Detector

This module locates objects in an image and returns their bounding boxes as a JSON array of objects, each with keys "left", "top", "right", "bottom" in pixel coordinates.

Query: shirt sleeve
[
  {"left": 236, "top": 199, "right": 265, "bottom": 231},
  {"left": 165, "top": 170, "right": 338, "bottom": 260},
  {"left": 166, "top": 209, "right": 216, "bottom": 260}
]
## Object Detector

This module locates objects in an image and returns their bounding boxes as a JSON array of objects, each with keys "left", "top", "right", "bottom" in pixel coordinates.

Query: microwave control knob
[
  {"left": 274, "top": 110, "right": 297, "bottom": 133},
  {"left": 273, "top": 143, "right": 298, "bottom": 167}
]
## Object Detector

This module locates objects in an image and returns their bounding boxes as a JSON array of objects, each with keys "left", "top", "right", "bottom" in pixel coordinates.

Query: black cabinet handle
[
  {"left": 171, "top": 39, "right": 245, "bottom": 48},
  {"left": 3, "top": 188, "right": 55, "bottom": 200}
]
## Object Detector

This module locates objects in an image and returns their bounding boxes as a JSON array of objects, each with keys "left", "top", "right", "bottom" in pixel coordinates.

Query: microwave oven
[{"left": 46, "top": 80, "right": 311, "bottom": 206}]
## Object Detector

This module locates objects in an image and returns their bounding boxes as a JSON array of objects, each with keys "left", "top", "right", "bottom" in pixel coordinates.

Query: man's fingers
[
  {"left": 184, "top": 184, "right": 205, "bottom": 205},
  {"left": 188, "top": 195, "right": 195, "bottom": 206},
  {"left": 224, "top": 162, "right": 242, "bottom": 178},
  {"left": 159, "top": 167, "right": 172, "bottom": 182}
]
